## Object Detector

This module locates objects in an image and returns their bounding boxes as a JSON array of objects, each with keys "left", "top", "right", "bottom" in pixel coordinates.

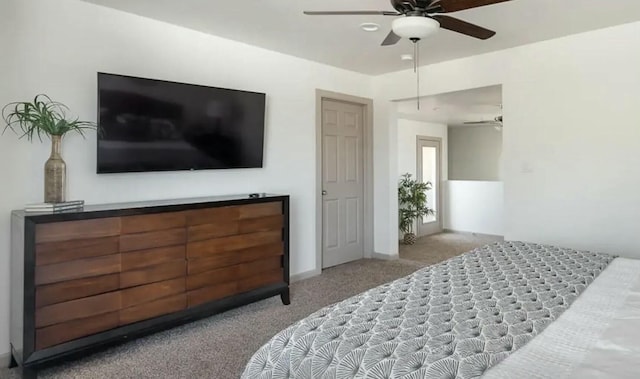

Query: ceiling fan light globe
[{"left": 392, "top": 16, "right": 440, "bottom": 40}]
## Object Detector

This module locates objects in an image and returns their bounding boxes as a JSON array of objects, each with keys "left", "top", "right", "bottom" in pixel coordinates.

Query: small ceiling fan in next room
[
  {"left": 465, "top": 115, "right": 504, "bottom": 131},
  {"left": 304, "top": 0, "right": 513, "bottom": 108}
]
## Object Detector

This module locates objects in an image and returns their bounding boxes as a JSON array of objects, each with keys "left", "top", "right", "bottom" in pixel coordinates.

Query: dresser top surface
[{"left": 12, "top": 193, "right": 288, "bottom": 222}]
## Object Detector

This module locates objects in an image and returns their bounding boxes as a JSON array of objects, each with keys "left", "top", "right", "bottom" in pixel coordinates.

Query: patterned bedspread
[{"left": 242, "top": 241, "right": 615, "bottom": 379}]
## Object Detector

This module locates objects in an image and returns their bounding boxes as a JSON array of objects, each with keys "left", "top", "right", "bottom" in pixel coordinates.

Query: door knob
[{"left": 322, "top": 190, "right": 327, "bottom": 196}]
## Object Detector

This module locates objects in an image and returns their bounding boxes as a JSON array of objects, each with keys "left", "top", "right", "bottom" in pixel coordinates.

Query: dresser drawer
[
  {"left": 186, "top": 265, "right": 238, "bottom": 291},
  {"left": 35, "top": 291, "right": 121, "bottom": 328},
  {"left": 237, "top": 256, "right": 282, "bottom": 278},
  {"left": 120, "top": 212, "right": 186, "bottom": 234},
  {"left": 238, "top": 214, "right": 283, "bottom": 234},
  {"left": 187, "top": 206, "right": 240, "bottom": 226},
  {"left": 119, "top": 228, "right": 186, "bottom": 252},
  {"left": 120, "top": 294, "right": 186, "bottom": 325},
  {"left": 35, "top": 218, "right": 121, "bottom": 243},
  {"left": 187, "top": 230, "right": 282, "bottom": 258},
  {"left": 238, "top": 269, "right": 284, "bottom": 292},
  {"left": 36, "top": 312, "right": 119, "bottom": 350},
  {"left": 187, "top": 282, "right": 238, "bottom": 307},
  {"left": 121, "top": 278, "right": 185, "bottom": 309},
  {"left": 238, "top": 202, "right": 282, "bottom": 219},
  {"left": 36, "top": 236, "right": 119, "bottom": 266},
  {"left": 187, "top": 242, "right": 283, "bottom": 275},
  {"left": 36, "top": 273, "right": 120, "bottom": 308},
  {"left": 35, "top": 254, "right": 121, "bottom": 286},
  {"left": 120, "top": 260, "right": 186, "bottom": 288},
  {"left": 187, "top": 222, "right": 239, "bottom": 242},
  {"left": 121, "top": 245, "right": 185, "bottom": 271}
]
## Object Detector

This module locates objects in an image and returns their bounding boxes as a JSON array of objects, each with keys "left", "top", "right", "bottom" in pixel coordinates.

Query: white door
[
  {"left": 322, "top": 99, "right": 364, "bottom": 268},
  {"left": 417, "top": 137, "right": 443, "bottom": 237}
]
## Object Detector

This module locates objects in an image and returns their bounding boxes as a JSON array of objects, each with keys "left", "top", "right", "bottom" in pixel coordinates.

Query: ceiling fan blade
[
  {"left": 435, "top": 0, "right": 511, "bottom": 13},
  {"left": 381, "top": 30, "right": 402, "bottom": 46},
  {"left": 432, "top": 15, "right": 496, "bottom": 39},
  {"left": 464, "top": 121, "right": 498, "bottom": 124},
  {"left": 303, "top": 11, "right": 400, "bottom": 16}
]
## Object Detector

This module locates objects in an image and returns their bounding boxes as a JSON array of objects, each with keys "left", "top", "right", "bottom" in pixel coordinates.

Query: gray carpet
[
  {"left": 0, "top": 232, "right": 495, "bottom": 379},
  {"left": 399, "top": 231, "right": 503, "bottom": 265}
]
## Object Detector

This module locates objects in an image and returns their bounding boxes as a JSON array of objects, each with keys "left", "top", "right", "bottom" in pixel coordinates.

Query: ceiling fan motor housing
[{"left": 392, "top": 16, "right": 440, "bottom": 40}]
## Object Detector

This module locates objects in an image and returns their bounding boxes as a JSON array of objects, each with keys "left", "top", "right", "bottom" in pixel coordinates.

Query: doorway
[
  {"left": 316, "top": 91, "right": 373, "bottom": 271},
  {"left": 417, "top": 136, "right": 443, "bottom": 237}
]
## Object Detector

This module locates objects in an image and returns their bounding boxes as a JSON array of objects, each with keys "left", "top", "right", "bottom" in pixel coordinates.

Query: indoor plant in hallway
[
  {"left": 2, "top": 94, "right": 96, "bottom": 203},
  {"left": 398, "top": 172, "right": 434, "bottom": 245}
]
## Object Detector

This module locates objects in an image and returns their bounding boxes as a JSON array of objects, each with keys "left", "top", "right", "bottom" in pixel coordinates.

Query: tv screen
[{"left": 97, "top": 73, "right": 266, "bottom": 173}]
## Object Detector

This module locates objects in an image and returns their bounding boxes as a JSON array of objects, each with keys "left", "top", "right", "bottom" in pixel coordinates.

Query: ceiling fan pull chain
[
  {"left": 412, "top": 41, "right": 418, "bottom": 73},
  {"left": 416, "top": 40, "right": 420, "bottom": 110}
]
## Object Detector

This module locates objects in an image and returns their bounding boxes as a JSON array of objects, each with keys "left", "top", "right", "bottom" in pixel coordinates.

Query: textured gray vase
[
  {"left": 44, "top": 135, "right": 66, "bottom": 203},
  {"left": 403, "top": 232, "right": 417, "bottom": 245}
]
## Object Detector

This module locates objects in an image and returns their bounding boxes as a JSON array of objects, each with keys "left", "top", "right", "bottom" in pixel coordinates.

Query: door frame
[
  {"left": 315, "top": 89, "right": 374, "bottom": 274},
  {"left": 416, "top": 136, "right": 443, "bottom": 236}
]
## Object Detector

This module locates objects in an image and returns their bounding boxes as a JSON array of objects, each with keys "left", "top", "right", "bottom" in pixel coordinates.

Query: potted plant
[
  {"left": 2, "top": 94, "right": 96, "bottom": 203},
  {"left": 398, "top": 172, "right": 434, "bottom": 245}
]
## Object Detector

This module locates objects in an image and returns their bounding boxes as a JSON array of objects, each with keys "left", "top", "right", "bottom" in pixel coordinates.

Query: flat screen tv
[{"left": 97, "top": 73, "right": 266, "bottom": 174}]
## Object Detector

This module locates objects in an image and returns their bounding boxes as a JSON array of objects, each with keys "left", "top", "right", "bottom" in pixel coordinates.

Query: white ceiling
[
  {"left": 397, "top": 85, "right": 502, "bottom": 126},
  {"left": 81, "top": 0, "right": 640, "bottom": 75}
]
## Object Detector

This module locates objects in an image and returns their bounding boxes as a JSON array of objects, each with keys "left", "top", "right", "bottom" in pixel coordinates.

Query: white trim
[
  {"left": 290, "top": 268, "right": 322, "bottom": 283},
  {"left": 0, "top": 352, "right": 11, "bottom": 368},
  {"left": 416, "top": 136, "right": 444, "bottom": 236},
  {"left": 372, "top": 252, "right": 400, "bottom": 261},
  {"left": 315, "top": 90, "right": 374, "bottom": 271},
  {"left": 443, "top": 228, "right": 504, "bottom": 239}
]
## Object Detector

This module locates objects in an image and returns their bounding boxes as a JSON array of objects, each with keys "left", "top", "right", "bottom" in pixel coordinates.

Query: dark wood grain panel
[
  {"left": 237, "top": 256, "right": 282, "bottom": 278},
  {"left": 35, "top": 254, "right": 121, "bottom": 286},
  {"left": 238, "top": 269, "right": 284, "bottom": 293},
  {"left": 36, "top": 312, "right": 119, "bottom": 350},
  {"left": 238, "top": 202, "right": 282, "bottom": 219},
  {"left": 121, "top": 245, "right": 185, "bottom": 271},
  {"left": 187, "top": 242, "right": 284, "bottom": 275},
  {"left": 121, "top": 278, "right": 185, "bottom": 309},
  {"left": 120, "top": 294, "right": 186, "bottom": 325},
  {"left": 120, "top": 260, "right": 186, "bottom": 289},
  {"left": 119, "top": 228, "right": 186, "bottom": 253},
  {"left": 36, "top": 236, "right": 119, "bottom": 266},
  {"left": 187, "top": 230, "right": 282, "bottom": 258},
  {"left": 187, "top": 221, "right": 239, "bottom": 242},
  {"left": 234, "top": 242, "right": 284, "bottom": 263},
  {"left": 187, "top": 256, "right": 281, "bottom": 291},
  {"left": 36, "top": 292, "right": 121, "bottom": 328},
  {"left": 186, "top": 265, "right": 238, "bottom": 291},
  {"left": 187, "top": 206, "right": 240, "bottom": 226},
  {"left": 120, "top": 212, "right": 186, "bottom": 234},
  {"left": 238, "top": 215, "right": 283, "bottom": 234},
  {"left": 36, "top": 274, "right": 120, "bottom": 308},
  {"left": 35, "top": 217, "right": 121, "bottom": 243},
  {"left": 187, "top": 282, "right": 238, "bottom": 307}
]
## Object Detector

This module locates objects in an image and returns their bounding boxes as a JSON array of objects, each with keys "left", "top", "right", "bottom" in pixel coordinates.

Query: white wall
[
  {"left": 0, "top": 0, "right": 26, "bottom": 363},
  {"left": 0, "top": 0, "right": 373, "bottom": 358},
  {"left": 445, "top": 181, "right": 504, "bottom": 236},
  {"left": 449, "top": 125, "right": 503, "bottom": 181},
  {"left": 374, "top": 21, "right": 640, "bottom": 259}
]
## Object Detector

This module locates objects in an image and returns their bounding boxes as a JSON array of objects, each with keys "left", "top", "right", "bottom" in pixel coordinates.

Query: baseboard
[
  {"left": 0, "top": 352, "right": 11, "bottom": 368},
  {"left": 290, "top": 268, "right": 322, "bottom": 283},
  {"left": 443, "top": 229, "right": 504, "bottom": 239},
  {"left": 371, "top": 252, "right": 400, "bottom": 261}
]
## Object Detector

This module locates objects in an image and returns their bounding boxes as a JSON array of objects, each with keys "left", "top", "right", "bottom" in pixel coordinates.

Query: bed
[{"left": 242, "top": 241, "right": 639, "bottom": 379}]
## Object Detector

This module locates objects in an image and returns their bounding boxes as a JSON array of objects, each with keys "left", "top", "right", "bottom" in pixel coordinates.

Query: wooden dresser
[{"left": 10, "top": 194, "right": 289, "bottom": 378}]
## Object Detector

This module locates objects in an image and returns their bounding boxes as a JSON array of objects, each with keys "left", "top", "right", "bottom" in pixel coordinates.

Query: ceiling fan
[
  {"left": 464, "top": 115, "right": 503, "bottom": 130},
  {"left": 304, "top": 0, "right": 512, "bottom": 46}
]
